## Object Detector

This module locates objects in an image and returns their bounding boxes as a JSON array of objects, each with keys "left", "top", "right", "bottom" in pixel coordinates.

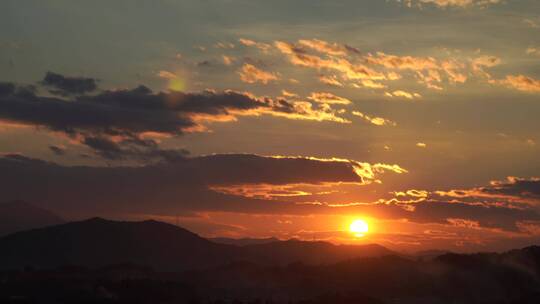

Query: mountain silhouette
[
  {"left": 0, "top": 200, "right": 64, "bottom": 236},
  {"left": 241, "top": 239, "right": 394, "bottom": 265},
  {"left": 210, "top": 236, "right": 280, "bottom": 246},
  {"left": 1, "top": 218, "right": 540, "bottom": 303},
  {"left": 0, "top": 218, "right": 395, "bottom": 271},
  {"left": 0, "top": 218, "right": 236, "bottom": 271}
]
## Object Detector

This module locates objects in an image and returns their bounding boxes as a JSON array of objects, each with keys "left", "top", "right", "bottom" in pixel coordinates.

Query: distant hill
[
  {"left": 242, "top": 239, "right": 395, "bottom": 265},
  {"left": 0, "top": 218, "right": 395, "bottom": 271},
  {"left": 210, "top": 236, "right": 280, "bottom": 246},
  {"left": 0, "top": 218, "right": 236, "bottom": 271},
  {"left": 414, "top": 249, "right": 453, "bottom": 261},
  {"left": 0, "top": 200, "right": 64, "bottom": 236},
  {"left": 193, "top": 247, "right": 540, "bottom": 304},
  {"left": 1, "top": 219, "right": 539, "bottom": 303}
]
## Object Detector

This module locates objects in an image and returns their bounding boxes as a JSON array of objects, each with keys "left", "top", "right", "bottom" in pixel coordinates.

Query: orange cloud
[
  {"left": 352, "top": 111, "right": 396, "bottom": 127},
  {"left": 365, "top": 52, "right": 469, "bottom": 88},
  {"left": 238, "top": 63, "right": 279, "bottom": 84},
  {"left": 263, "top": 101, "right": 351, "bottom": 124},
  {"left": 359, "top": 79, "right": 387, "bottom": 89},
  {"left": 280, "top": 90, "right": 299, "bottom": 99},
  {"left": 496, "top": 75, "right": 540, "bottom": 93},
  {"left": 365, "top": 52, "right": 439, "bottom": 71},
  {"left": 275, "top": 41, "right": 385, "bottom": 81},
  {"left": 269, "top": 155, "right": 407, "bottom": 182},
  {"left": 526, "top": 47, "right": 540, "bottom": 56},
  {"left": 0, "top": 119, "right": 33, "bottom": 132},
  {"left": 210, "top": 155, "right": 408, "bottom": 200},
  {"left": 308, "top": 92, "right": 351, "bottom": 105},
  {"left": 471, "top": 55, "right": 501, "bottom": 78},
  {"left": 222, "top": 55, "right": 235, "bottom": 66},
  {"left": 386, "top": 90, "right": 422, "bottom": 99},
  {"left": 298, "top": 39, "right": 349, "bottom": 56},
  {"left": 157, "top": 70, "right": 177, "bottom": 79},
  {"left": 273, "top": 40, "right": 490, "bottom": 93},
  {"left": 319, "top": 75, "right": 344, "bottom": 87},
  {"left": 238, "top": 38, "right": 272, "bottom": 53},
  {"left": 435, "top": 176, "right": 540, "bottom": 206}
]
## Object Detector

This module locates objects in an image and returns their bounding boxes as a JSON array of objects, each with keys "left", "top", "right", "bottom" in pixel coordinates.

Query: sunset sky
[{"left": 1, "top": 0, "right": 540, "bottom": 252}]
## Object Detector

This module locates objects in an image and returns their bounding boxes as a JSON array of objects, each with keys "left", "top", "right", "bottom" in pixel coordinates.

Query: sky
[{"left": 1, "top": 0, "right": 540, "bottom": 253}]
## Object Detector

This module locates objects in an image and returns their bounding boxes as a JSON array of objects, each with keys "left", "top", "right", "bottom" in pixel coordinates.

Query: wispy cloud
[
  {"left": 352, "top": 111, "right": 397, "bottom": 126},
  {"left": 495, "top": 75, "right": 540, "bottom": 93},
  {"left": 238, "top": 63, "right": 279, "bottom": 84},
  {"left": 307, "top": 92, "right": 351, "bottom": 105}
]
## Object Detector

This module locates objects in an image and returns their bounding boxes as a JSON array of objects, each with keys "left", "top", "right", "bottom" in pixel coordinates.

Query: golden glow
[
  {"left": 168, "top": 78, "right": 186, "bottom": 92},
  {"left": 350, "top": 219, "right": 369, "bottom": 237}
]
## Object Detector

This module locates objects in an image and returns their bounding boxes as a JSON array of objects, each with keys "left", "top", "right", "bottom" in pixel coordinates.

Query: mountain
[
  {"left": 242, "top": 239, "right": 395, "bottom": 265},
  {"left": 1, "top": 219, "right": 539, "bottom": 303},
  {"left": 210, "top": 236, "right": 280, "bottom": 246},
  {"left": 0, "top": 200, "right": 64, "bottom": 236},
  {"left": 2, "top": 247, "right": 540, "bottom": 304},
  {"left": 0, "top": 218, "right": 395, "bottom": 271},
  {"left": 414, "top": 249, "right": 452, "bottom": 261},
  {"left": 190, "top": 247, "right": 540, "bottom": 304},
  {"left": 0, "top": 218, "right": 237, "bottom": 271}
]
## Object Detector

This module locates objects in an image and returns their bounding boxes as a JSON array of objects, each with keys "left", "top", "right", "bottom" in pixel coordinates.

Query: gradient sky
[{"left": 1, "top": 0, "right": 540, "bottom": 252}]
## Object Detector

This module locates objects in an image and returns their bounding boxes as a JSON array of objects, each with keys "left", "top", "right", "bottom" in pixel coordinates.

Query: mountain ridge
[{"left": 0, "top": 217, "right": 397, "bottom": 271}]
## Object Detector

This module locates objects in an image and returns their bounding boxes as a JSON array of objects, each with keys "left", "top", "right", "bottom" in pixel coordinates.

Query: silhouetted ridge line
[{"left": 0, "top": 218, "right": 396, "bottom": 271}]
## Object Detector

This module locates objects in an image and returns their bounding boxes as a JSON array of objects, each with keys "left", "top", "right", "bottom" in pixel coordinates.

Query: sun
[{"left": 350, "top": 219, "right": 369, "bottom": 237}]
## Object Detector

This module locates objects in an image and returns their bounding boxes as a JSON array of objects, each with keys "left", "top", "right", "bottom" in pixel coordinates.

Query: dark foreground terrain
[{"left": 1, "top": 218, "right": 539, "bottom": 304}]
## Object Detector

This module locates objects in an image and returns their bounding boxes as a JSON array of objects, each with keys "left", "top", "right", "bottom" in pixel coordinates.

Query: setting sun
[{"left": 350, "top": 219, "right": 369, "bottom": 237}]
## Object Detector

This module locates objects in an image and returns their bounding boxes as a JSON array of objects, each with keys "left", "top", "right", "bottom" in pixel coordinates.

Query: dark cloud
[
  {"left": 480, "top": 177, "right": 540, "bottom": 200},
  {"left": 1, "top": 73, "right": 345, "bottom": 161},
  {"left": 0, "top": 153, "right": 366, "bottom": 218},
  {"left": 82, "top": 135, "right": 189, "bottom": 161},
  {"left": 0, "top": 83, "right": 15, "bottom": 96},
  {"left": 197, "top": 60, "right": 213, "bottom": 67},
  {"left": 407, "top": 200, "right": 540, "bottom": 232},
  {"left": 0, "top": 153, "right": 536, "bottom": 232},
  {"left": 41, "top": 72, "right": 98, "bottom": 95},
  {"left": 435, "top": 177, "right": 540, "bottom": 205}
]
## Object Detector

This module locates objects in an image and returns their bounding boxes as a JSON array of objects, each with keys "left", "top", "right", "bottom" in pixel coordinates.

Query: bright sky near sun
[
  {"left": 350, "top": 219, "right": 369, "bottom": 237},
  {"left": 1, "top": 0, "right": 540, "bottom": 253}
]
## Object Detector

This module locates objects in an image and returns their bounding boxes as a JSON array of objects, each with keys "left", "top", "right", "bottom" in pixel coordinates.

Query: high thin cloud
[
  {"left": 0, "top": 73, "right": 350, "bottom": 160},
  {"left": 265, "top": 39, "right": 500, "bottom": 95},
  {"left": 274, "top": 40, "right": 386, "bottom": 83}
]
